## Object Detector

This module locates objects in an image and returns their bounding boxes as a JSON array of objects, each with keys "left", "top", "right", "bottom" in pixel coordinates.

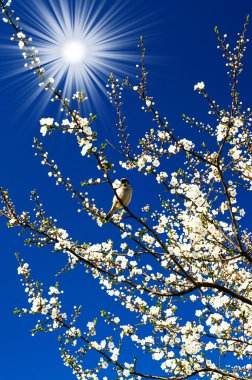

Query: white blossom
[{"left": 194, "top": 81, "right": 205, "bottom": 91}]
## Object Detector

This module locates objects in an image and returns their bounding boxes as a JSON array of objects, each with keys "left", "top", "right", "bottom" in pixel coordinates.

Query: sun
[{"left": 62, "top": 39, "right": 88, "bottom": 65}]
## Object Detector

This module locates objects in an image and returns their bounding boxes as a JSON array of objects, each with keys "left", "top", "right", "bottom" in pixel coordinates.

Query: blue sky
[{"left": 1, "top": 0, "right": 252, "bottom": 379}]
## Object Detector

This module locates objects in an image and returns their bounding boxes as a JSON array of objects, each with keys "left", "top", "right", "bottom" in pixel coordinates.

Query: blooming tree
[{"left": 1, "top": 1, "right": 252, "bottom": 379}]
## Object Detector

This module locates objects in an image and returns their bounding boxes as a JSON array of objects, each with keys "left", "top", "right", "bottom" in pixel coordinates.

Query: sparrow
[{"left": 105, "top": 178, "right": 133, "bottom": 222}]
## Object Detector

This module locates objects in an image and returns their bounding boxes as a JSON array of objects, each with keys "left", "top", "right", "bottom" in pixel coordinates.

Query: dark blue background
[{"left": 1, "top": 0, "right": 252, "bottom": 379}]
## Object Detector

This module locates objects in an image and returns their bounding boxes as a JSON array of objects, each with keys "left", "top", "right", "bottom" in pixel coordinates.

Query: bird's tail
[{"left": 105, "top": 209, "right": 114, "bottom": 222}]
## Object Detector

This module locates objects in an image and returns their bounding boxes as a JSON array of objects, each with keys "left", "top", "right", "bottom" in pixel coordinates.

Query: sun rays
[{"left": 1, "top": 0, "right": 153, "bottom": 118}]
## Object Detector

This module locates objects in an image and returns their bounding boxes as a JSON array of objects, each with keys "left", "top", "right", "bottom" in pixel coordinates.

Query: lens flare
[{"left": 1, "top": 0, "right": 155, "bottom": 119}]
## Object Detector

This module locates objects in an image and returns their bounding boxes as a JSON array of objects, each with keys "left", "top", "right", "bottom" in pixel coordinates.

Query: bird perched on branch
[{"left": 105, "top": 178, "right": 133, "bottom": 222}]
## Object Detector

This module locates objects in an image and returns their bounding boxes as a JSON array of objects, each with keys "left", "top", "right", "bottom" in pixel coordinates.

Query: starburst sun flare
[{"left": 2, "top": 0, "right": 152, "bottom": 115}]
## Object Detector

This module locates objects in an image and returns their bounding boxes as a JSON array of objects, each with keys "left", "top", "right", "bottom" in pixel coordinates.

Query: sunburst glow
[{"left": 2, "top": 0, "right": 153, "bottom": 117}]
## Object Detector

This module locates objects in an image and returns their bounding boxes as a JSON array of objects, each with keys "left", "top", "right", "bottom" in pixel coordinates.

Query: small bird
[{"left": 105, "top": 178, "right": 133, "bottom": 222}]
